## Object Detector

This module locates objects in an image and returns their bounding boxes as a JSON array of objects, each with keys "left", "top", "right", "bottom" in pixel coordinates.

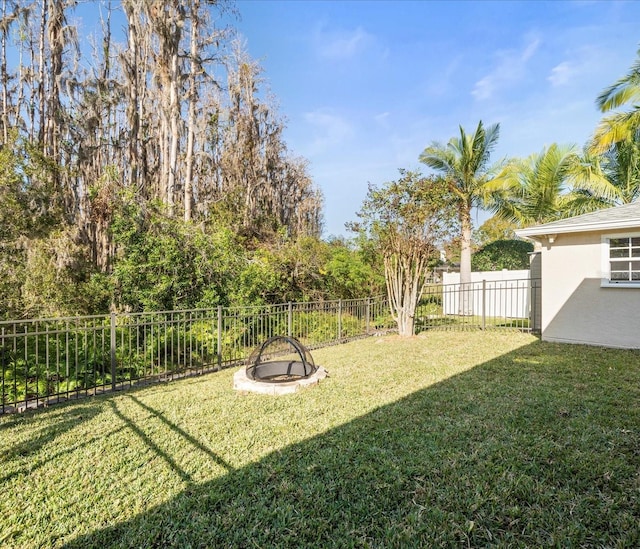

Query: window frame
[{"left": 601, "top": 232, "right": 640, "bottom": 288}]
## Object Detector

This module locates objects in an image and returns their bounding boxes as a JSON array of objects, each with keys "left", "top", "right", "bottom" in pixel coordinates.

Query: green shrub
[{"left": 472, "top": 239, "right": 533, "bottom": 271}]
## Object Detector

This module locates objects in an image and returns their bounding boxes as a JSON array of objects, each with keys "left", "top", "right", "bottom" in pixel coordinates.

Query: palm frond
[
  {"left": 601, "top": 136, "right": 640, "bottom": 203},
  {"left": 480, "top": 122, "right": 501, "bottom": 165},
  {"left": 486, "top": 144, "right": 610, "bottom": 226},
  {"left": 596, "top": 49, "right": 640, "bottom": 112},
  {"left": 590, "top": 109, "right": 640, "bottom": 153},
  {"left": 419, "top": 145, "right": 456, "bottom": 174},
  {"left": 564, "top": 151, "right": 621, "bottom": 203},
  {"left": 563, "top": 190, "right": 615, "bottom": 217},
  {"left": 489, "top": 197, "right": 528, "bottom": 226}
]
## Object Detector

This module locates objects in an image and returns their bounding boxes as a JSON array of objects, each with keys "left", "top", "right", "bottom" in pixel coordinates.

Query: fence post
[
  {"left": 481, "top": 280, "right": 486, "bottom": 331},
  {"left": 217, "top": 305, "right": 222, "bottom": 370},
  {"left": 338, "top": 299, "right": 342, "bottom": 342},
  {"left": 1, "top": 327, "right": 5, "bottom": 413},
  {"left": 110, "top": 312, "right": 117, "bottom": 391},
  {"left": 287, "top": 302, "right": 293, "bottom": 338},
  {"left": 366, "top": 297, "right": 371, "bottom": 335}
]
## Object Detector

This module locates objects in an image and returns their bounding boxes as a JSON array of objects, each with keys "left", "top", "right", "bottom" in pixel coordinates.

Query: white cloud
[
  {"left": 426, "top": 55, "right": 462, "bottom": 96},
  {"left": 548, "top": 61, "right": 574, "bottom": 87},
  {"left": 303, "top": 110, "right": 354, "bottom": 155},
  {"left": 314, "top": 25, "right": 373, "bottom": 60},
  {"left": 472, "top": 75, "right": 496, "bottom": 102},
  {"left": 547, "top": 47, "right": 604, "bottom": 89},
  {"left": 374, "top": 111, "right": 390, "bottom": 127},
  {"left": 521, "top": 37, "right": 540, "bottom": 62},
  {"left": 472, "top": 36, "right": 541, "bottom": 100}
]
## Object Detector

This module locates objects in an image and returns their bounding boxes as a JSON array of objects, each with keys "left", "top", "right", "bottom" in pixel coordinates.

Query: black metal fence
[
  {"left": 416, "top": 278, "right": 541, "bottom": 332},
  {"left": 0, "top": 278, "right": 541, "bottom": 413},
  {"left": 0, "top": 297, "right": 391, "bottom": 413}
]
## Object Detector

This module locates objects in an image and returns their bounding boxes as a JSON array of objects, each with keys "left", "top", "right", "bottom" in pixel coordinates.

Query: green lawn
[{"left": 1, "top": 332, "right": 639, "bottom": 548}]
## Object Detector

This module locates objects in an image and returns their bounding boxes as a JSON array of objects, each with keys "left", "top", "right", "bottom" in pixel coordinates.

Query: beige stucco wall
[{"left": 540, "top": 230, "right": 640, "bottom": 349}]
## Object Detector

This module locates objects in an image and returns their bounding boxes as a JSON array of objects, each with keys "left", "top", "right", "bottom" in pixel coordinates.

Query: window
[{"left": 607, "top": 236, "right": 640, "bottom": 284}]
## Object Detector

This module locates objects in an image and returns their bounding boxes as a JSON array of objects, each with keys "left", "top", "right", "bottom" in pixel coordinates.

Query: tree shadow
[
  {"left": 0, "top": 404, "right": 104, "bottom": 464},
  {"left": 0, "top": 379, "right": 193, "bottom": 485},
  {"left": 56, "top": 340, "right": 640, "bottom": 547},
  {"left": 108, "top": 395, "right": 233, "bottom": 484}
]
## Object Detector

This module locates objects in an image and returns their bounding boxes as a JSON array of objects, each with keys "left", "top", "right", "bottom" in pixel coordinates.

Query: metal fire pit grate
[{"left": 245, "top": 336, "right": 317, "bottom": 383}]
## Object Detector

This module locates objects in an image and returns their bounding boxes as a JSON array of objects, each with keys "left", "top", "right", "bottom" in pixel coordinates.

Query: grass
[
  {"left": 1, "top": 331, "right": 639, "bottom": 548},
  {"left": 415, "top": 314, "right": 530, "bottom": 331}
]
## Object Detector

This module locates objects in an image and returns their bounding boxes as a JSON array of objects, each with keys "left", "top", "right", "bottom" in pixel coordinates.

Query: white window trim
[{"left": 601, "top": 231, "right": 640, "bottom": 288}]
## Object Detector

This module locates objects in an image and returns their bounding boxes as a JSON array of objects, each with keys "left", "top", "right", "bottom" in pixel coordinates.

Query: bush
[
  {"left": 471, "top": 239, "right": 533, "bottom": 271},
  {"left": 111, "top": 202, "right": 244, "bottom": 312}
]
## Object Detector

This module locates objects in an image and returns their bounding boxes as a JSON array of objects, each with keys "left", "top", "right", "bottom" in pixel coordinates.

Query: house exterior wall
[
  {"left": 541, "top": 230, "right": 640, "bottom": 348},
  {"left": 529, "top": 252, "right": 542, "bottom": 332}
]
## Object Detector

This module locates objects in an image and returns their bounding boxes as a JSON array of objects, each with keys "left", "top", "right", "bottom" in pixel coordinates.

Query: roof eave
[{"left": 516, "top": 218, "right": 640, "bottom": 239}]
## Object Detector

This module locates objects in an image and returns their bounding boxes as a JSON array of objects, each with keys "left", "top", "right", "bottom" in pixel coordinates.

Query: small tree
[{"left": 351, "top": 170, "right": 455, "bottom": 336}]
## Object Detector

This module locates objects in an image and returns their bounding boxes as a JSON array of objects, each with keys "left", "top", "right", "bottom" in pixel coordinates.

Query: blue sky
[{"left": 233, "top": 0, "right": 640, "bottom": 237}]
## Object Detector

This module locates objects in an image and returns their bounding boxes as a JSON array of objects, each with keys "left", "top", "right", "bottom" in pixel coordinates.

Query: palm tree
[
  {"left": 591, "top": 48, "right": 640, "bottom": 153},
  {"left": 488, "top": 144, "right": 623, "bottom": 226},
  {"left": 419, "top": 121, "right": 500, "bottom": 301},
  {"left": 589, "top": 49, "right": 640, "bottom": 207},
  {"left": 590, "top": 136, "right": 640, "bottom": 204},
  {"left": 602, "top": 137, "right": 640, "bottom": 203},
  {"left": 489, "top": 144, "right": 574, "bottom": 226}
]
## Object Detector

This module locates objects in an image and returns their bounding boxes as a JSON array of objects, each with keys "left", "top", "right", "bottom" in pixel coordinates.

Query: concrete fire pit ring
[
  {"left": 234, "top": 335, "right": 328, "bottom": 394},
  {"left": 233, "top": 365, "right": 328, "bottom": 395}
]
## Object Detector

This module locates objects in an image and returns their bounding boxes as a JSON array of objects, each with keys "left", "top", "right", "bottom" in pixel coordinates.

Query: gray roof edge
[
  {"left": 516, "top": 218, "right": 640, "bottom": 238},
  {"left": 515, "top": 202, "right": 640, "bottom": 238}
]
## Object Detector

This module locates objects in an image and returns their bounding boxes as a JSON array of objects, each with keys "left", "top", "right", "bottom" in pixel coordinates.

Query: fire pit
[{"left": 233, "top": 336, "right": 327, "bottom": 395}]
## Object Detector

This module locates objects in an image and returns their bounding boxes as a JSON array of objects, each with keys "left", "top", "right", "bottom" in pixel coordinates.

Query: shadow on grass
[
  {"left": 62, "top": 341, "right": 640, "bottom": 547},
  {"left": 0, "top": 380, "right": 196, "bottom": 485},
  {"left": 109, "top": 395, "right": 234, "bottom": 483},
  {"left": 0, "top": 405, "right": 104, "bottom": 474}
]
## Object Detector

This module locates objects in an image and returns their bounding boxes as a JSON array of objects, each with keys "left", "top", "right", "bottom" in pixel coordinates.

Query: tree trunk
[
  {"left": 1, "top": 0, "right": 9, "bottom": 144},
  {"left": 26, "top": 5, "right": 36, "bottom": 141},
  {"left": 122, "top": 0, "right": 139, "bottom": 190},
  {"left": 144, "top": 0, "right": 185, "bottom": 216},
  {"left": 459, "top": 203, "right": 473, "bottom": 315},
  {"left": 14, "top": 6, "right": 26, "bottom": 140},
  {"left": 384, "top": 250, "right": 422, "bottom": 337},
  {"left": 167, "top": 34, "right": 181, "bottom": 217},
  {"left": 184, "top": 0, "right": 199, "bottom": 222},
  {"left": 37, "top": 0, "right": 46, "bottom": 149},
  {"left": 46, "top": 0, "right": 64, "bottom": 163}
]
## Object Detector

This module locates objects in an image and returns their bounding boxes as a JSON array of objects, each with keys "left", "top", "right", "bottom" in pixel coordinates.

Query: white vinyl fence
[{"left": 441, "top": 270, "right": 531, "bottom": 318}]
